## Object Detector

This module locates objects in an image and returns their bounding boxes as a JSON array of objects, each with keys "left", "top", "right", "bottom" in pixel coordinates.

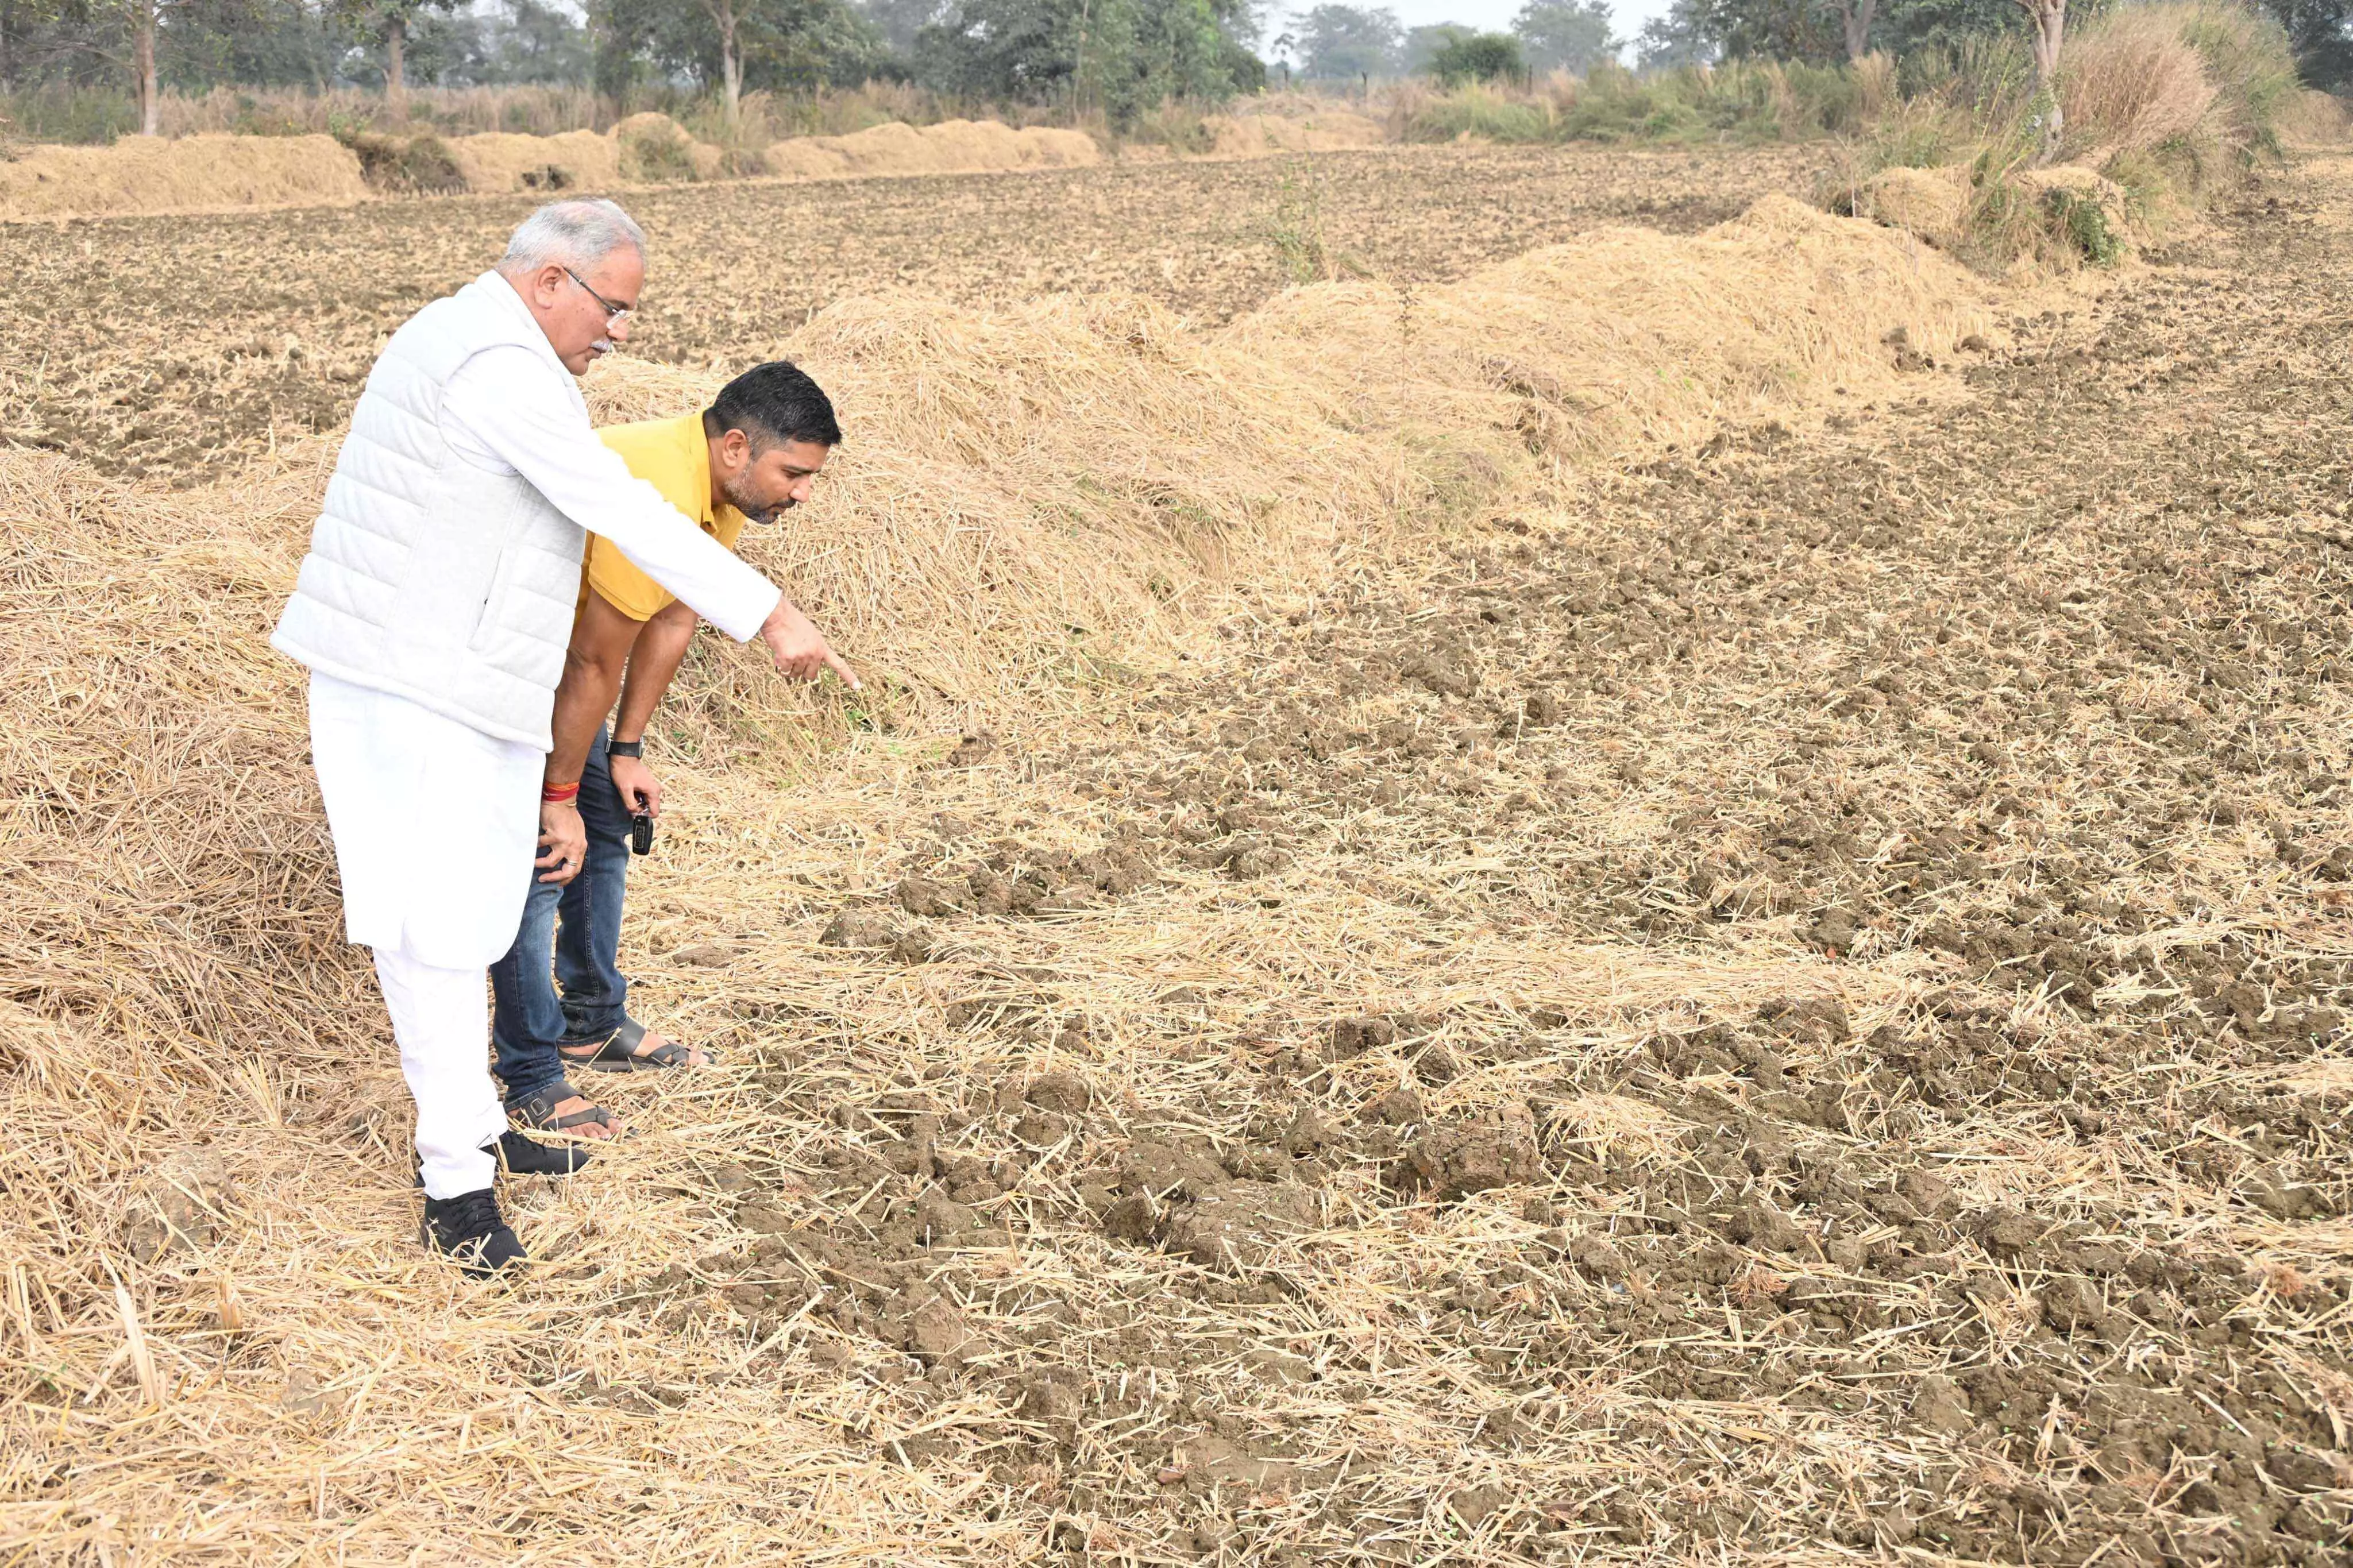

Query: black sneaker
[
  {"left": 489, "top": 1130, "right": 592, "bottom": 1177},
  {"left": 420, "top": 1188, "right": 526, "bottom": 1278},
  {"left": 410, "top": 1134, "right": 591, "bottom": 1191}
]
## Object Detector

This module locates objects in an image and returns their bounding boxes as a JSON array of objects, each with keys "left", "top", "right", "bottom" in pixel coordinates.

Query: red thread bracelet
[{"left": 541, "top": 782, "right": 580, "bottom": 803}]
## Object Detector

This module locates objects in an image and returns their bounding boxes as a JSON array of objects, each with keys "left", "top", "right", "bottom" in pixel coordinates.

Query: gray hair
[{"left": 498, "top": 198, "right": 646, "bottom": 273}]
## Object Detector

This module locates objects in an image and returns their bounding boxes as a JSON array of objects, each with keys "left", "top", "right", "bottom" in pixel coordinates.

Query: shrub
[
  {"left": 2046, "top": 186, "right": 2123, "bottom": 262},
  {"left": 1405, "top": 83, "right": 1552, "bottom": 141},
  {"left": 336, "top": 129, "right": 466, "bottom": 194},
  {"left": 1430, "top": 32, "right": 1525, "bottom": 86},
  {"left": 2177, "top": 1, "right": 2300, "bottom": 155},
  {"left": 614, "top": 113, "right": 707, "bottom": 180},
  {"left": 2062, "top": 6, "right": 2219, "bottom": 154}
]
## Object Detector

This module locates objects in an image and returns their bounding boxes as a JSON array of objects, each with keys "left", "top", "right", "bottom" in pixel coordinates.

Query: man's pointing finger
[{"left": 824, "top": 649, "right": 862, "bottom": 690}]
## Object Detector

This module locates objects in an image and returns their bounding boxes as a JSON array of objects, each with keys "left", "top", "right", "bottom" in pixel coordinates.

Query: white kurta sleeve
[{"left": 441, "top": 346, "right": 782, "bottom": 642}]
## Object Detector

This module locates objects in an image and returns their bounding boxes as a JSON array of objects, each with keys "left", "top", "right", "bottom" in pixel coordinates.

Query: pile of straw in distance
[
  {"left": 0, "top": 115, "right": 1098, "bottom": 220},
  {"left": 1, "top": 195, "right": 2073, "bottom": 1562},
  {"left": 760, "top": 119, "right": 1100, "bottom": 182},
  {"left": 0, "top": 132, "right": 368, "bottom": 219},
  {"left": 1196, "top": 111, "right": 1386, "bottom": 158}
]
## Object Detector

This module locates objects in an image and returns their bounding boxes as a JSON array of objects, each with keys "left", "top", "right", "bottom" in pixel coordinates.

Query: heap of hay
[
  {"left": 1860, "top": 163, "right": 1971, "bottom": 250},
  {"left": 613, "top": 111, "right": 726, "bottom": 181},
  {"left": 0, "top": 132, "right": 367, "bottom": 220},
  {"left": 2281, "top": 87, "right": 2353, "bottom": 145},
  {"left": 442, "top": 126, "right": 621, "bottom": 194},
  {"left": 1198, "top": 110, "right": 1385, "bottom": 158},
  {"left": 1227, "top": 193, "right": 2004, "bottom": 505},
  {"left": 759, "top": 118, "right": 1098, "bottom": 181}
]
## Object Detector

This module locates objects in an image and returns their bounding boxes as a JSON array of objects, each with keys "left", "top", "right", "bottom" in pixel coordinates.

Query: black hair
[{"left": 702, "top": 360, "right": 842, "bottom": 450}]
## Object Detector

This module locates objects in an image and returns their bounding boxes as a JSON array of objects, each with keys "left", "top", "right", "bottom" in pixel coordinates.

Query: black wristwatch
[{"left": 606, "top": 738, "right": 645, "bottom": 759}]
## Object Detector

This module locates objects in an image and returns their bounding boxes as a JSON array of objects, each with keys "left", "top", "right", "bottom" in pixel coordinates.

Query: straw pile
[
  {"left": 614, "top": 111, "right": 727, "bottom": 181},
  {"left": 759, "top": 119, "right": 1099, "bottom": 181},
  {"left": 0, "top": 198, "right": 2053, "bottom": 1559},
  {"left": 0, "top": 132, "right": 367, "bottom": 220},
  {"left": 2281, "top": 87, "right": 2353, "bottom": 145},
  {"left": 1232, "top": 194, "right": 2004, "bottom": 507},
  {"left": 1199, "top": 110, "right": 1384, "bottom": 158},
  {"left": 1859, "top": 163, "right": 1971, "bottom": 250},
  {"left": 443, "top": 126, "right": 623, "bottom": 194}
]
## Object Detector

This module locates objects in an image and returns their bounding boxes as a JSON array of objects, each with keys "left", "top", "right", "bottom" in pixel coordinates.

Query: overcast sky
[{"left": 1262, "top": 0, "right": 1672, "bottom": 57}]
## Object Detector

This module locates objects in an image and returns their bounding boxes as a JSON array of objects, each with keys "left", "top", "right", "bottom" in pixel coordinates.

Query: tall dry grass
[
  {"left": 1829, "top": 1, "right": 2304, "bottom": 271},
  {"left": 2060, "top": 5, "right": 2221, "bottom": 155}
]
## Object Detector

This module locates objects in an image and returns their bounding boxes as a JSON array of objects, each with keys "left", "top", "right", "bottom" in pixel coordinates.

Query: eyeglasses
[{"left": 563, "top": 266, "right": 634, "bottom": 328}]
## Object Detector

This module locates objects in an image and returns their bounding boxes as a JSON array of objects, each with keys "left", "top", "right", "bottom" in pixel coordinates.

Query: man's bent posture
[
  {"left": 271, "top": 200, "right": 855, "bottom": 1276},
  {"left": 491, "top": 361, "right": 840, "bottom": 1136}
]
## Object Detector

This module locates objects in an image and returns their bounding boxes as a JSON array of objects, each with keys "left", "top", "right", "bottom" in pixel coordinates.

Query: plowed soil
[
  {"left": 10, "top": 148, "right": 2353, "bottom": 1566},
  {"left": 639, "top": 164, "right": 2353, "bottom": 1564}
]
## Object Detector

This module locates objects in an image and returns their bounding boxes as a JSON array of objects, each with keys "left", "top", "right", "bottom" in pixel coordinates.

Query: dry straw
[
  {"left": 1229, "top": 194, "right": 2004, "bottom": 500},
  {"left": 1196, "top": 112, "right": 1386, "bottom": 159},
  {"left": 0, "top": 132, "right": 368, "bottom": 220},
  {"left": 443, "top": 126, "right": 625, "bottom": 195},
  {"left": 1, "top": 198, "right": 2024, "bottom": 1561},
  {"left": 759, "top": 119, "right": 1100, "bottom": 182}
]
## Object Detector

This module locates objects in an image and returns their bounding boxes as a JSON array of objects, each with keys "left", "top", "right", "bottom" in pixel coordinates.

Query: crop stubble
[{"left": 6, "top": 150, "right": 2353, "bottom": 1565}]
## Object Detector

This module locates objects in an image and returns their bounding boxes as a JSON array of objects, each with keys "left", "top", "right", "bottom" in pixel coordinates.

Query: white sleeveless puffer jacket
[{"left": 271, "top": 273, "right": 587, "bottom": 750}]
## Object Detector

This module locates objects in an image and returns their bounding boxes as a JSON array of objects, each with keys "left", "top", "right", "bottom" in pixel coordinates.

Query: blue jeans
[{"left": 489, "top": 726, "right": 634, "bottom": 1107}]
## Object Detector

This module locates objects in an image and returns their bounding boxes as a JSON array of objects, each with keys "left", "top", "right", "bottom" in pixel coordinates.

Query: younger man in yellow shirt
[{"left": 489, "top": 361, "right": 844, "bottom": 1139}]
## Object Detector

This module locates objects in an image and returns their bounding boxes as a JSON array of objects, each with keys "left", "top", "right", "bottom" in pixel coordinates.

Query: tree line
[
  {"left": 0, "top": 0, "right": 1267, "bottom": 134},
  {"left": 1297, "top": 0, "right": 2347, "bottom": 85},
  {"left": 2, "top": 0, "right": 2346, "bottom": 142}
]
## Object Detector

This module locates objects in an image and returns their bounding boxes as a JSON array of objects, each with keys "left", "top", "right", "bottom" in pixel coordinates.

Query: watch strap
[{"left": 605, "top": 739, "right": 645, "bottom": 759}]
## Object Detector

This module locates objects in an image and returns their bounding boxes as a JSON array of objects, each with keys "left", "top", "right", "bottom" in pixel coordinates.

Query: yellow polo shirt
[{"left": 583, "top": 412, "right": 747, "bottom": 621}]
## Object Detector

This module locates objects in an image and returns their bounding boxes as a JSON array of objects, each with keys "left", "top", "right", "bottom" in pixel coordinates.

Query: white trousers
[
  {"left": 308, "top": 671, "right": 542, "bottom": 971},
  {"left": 373, "top": 946, "right": 509, "bottom": 1199}
]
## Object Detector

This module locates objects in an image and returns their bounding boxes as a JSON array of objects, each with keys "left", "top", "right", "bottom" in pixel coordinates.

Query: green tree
[
  {"left": 858, "top": 0, "right": 938, "bottom": 56},
  {"left": 913, "top": 0, "right": 1250, "bottom": 121},
  {"left": 330, "top": 0, "right": 456, "bottom": 111},
  {"left": 1428, "top": 27, "right": 1518, "bottom": 79},
  {"left": 1293, "top": 1, "right": 1397, "bottom": 77},
  {"left": 1400, "top": 19, "right": 1471, "bottom": 72},
  {"left": 1511, "top": 0, "right": 1613, "bottom": 71},
  {"left": 1634, "top": 0, "right": 1715, "bottom": 64},
  {"left": 2260, "top": 0, "right": 2353, "bottom": 87},
  {"left": 474, "top": 0, "right": 591, "bottom": 83},
  {"left": 598, "top": 0, "right": 883, "bottom": 116}
]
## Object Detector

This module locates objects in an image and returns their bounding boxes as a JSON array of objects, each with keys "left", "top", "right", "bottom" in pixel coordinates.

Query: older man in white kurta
[{"left": 272, "top": 199, "right": 853, "bottom": 1274}]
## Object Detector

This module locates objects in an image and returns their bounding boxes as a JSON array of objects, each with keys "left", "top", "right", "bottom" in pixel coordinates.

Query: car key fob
[{"left": 631, "top": 813, "right": 654, "bottom": 856}]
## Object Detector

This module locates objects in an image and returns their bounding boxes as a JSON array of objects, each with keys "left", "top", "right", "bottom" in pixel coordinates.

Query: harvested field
[
  {"left": 0, "top": 142, "right": 1825, "bottom": 481},
  {"left": 5, "top": 141, "right": 2353, "bottom": 1568}
]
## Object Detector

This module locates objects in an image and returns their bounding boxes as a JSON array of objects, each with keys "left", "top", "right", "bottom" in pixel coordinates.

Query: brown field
[
  {"left": 0, "top": 142, "right": 1824, "bottom": 482},
  {"left": 5, "top": 141, "right": 2353, "bottom": 1567}
]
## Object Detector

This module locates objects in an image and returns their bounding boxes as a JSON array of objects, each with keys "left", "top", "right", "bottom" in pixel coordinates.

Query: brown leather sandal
[
  {"left": 559, "top": 1017, "right": 711, "bottom": 1073},
  {"left": 509, "top": 1080, "right": 619, "bottom": 1138}
]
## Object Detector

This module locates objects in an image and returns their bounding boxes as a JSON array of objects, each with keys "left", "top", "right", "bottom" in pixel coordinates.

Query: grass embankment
[{"left": 1830, "top": 2, "right": 2304, "bottom": 268}]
